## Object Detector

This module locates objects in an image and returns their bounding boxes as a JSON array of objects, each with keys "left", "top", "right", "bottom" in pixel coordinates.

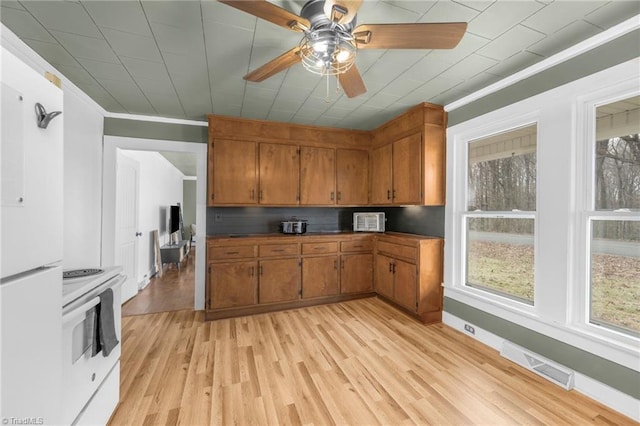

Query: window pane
[
  {"left": 468, "top": 124, "right": 537, "bottom": 211},
  {"left": 590, "top": 220, "right": 640, "bottom": 335},
  {"left": 466, "top": 217, "right": 534, "bottom": 304},
  {"left": 594, "top": 96, "right": 640, "bottom": 210}
]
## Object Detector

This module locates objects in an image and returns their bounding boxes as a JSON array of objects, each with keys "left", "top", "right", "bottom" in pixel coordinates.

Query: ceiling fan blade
[
  {"left": 354, "top": 22, "right": 467, "bottom": 49},
  {"left": 338, "top": 65, "right": 366, "bottom": 98},
  {"left": 244, "top": 47, "right": 301, "bottom": 82},
  {"left": 323, "top": 0, "right": 363, "bottom": 24},
  {"left": 219, "top": 0, "right": 310, "bottom": 32}
]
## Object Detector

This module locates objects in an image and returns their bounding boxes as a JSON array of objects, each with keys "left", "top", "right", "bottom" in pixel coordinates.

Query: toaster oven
[{"left": 353, "top": 212, "right": 385, "bottom": 232}]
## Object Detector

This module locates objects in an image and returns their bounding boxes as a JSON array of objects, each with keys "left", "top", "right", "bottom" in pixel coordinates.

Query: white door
[{"left": 115, "top": 151, "right": 140, "bottom": 303}]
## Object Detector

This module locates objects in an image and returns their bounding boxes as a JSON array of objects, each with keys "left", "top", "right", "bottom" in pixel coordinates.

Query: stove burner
[{"left": 63, "top": 268, "right": 104, "bottom": 280}]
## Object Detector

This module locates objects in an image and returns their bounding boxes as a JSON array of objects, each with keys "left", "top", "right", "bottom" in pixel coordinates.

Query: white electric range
[{"left": 62, "top": 266, "right": 125, "bottom": 425}]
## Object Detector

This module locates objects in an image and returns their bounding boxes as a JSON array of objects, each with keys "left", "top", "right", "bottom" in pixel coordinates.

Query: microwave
[{"left": 353, "top": 212, "right": 385, "bottom": 232}]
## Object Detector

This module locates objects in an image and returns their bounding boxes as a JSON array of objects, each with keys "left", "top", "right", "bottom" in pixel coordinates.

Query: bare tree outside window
[
  {"left": 466, "top": 124, "right": 536, "bottom": 304},
  {"left": 590, "top": 96, "right": 640, "bottom": 336}
]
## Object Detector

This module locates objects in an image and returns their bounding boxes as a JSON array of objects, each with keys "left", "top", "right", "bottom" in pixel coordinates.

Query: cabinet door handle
[
  {"left": 392, "top": 263, "right": 396, "bottom": 273},
  {"left": 250, "top": 189, "right": 255, "bottom": 200},
  {"left": 250, "top": 266, "right": 254, "bottom": 277},
  {"left": 337, "top": 191, "right": 341, "bottom": 201},
  {"left": 259, "top": 190, "right": 263, "bottom": 200},
  {"left": 387, "top": 190, "right": 391, "bottom": 200},
  {"left": 389, "top": 262, "right": 393, "bottom": 272},
  {"left": 392, "top": 189, "right": 396, "bottom": 200},
  {"left": 334, "top": 260, "right": 337, "bottom": 270},
  {"left": 330, "top": 192, "right": 335, "bottom": 201},
  {"left": 260, "top": 265, "right": 263, "bottom": 276},
  {"left": 341, "top": 259, "right": 344, "bottom": 269}
]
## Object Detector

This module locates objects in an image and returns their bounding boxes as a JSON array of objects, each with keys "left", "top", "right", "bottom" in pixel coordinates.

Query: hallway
[{"left": 122, "top": 248, "right": 195, "bottom": 316}]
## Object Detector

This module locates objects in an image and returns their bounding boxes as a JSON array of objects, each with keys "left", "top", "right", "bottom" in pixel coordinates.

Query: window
[
  {"left": 465, "top": 124, "right": 537, "bottom": 304},
  {"left": 587, "top": 96, "right": 640, "bottom": 337}
]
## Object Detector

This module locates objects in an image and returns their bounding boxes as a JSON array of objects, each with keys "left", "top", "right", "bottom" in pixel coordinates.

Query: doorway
[{"left": 102, "top": 136, "right": 207, "bottom": 311}]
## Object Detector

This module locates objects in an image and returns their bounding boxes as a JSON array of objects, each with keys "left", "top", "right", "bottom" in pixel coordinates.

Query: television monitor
[{"left": 169, "top": 205, "right": 180, "bottom": 234}]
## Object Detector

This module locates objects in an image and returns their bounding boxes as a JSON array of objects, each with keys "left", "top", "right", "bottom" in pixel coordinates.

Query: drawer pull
[
  {"left": 272, "top": 249, "right": 285, "bottom": 252},
  {"left": 226, "top": 251, "right": 240, "bottom": 255},
  {"left": 313, "top": 247, "right": 325, "bottom": 250},
  {"left": 352, "top": 245, "right": 363, "bottom": 248}
]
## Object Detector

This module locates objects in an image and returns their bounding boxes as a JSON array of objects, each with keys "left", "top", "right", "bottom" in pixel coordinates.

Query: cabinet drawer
[
  {"left": 259, "top": 244, "right": 299, "bottom": 257},
  {"left": 209, "top": 245, "right": 256, "bottom": 260},
  {"left": 377, "top": 241, "right": 417, "bottom": 262},
  {"left": 302, "top": 242, "right": 338, "bottom": 255},
  {"left": 341, "top": 239, "right": 373, "bottom": 252}
]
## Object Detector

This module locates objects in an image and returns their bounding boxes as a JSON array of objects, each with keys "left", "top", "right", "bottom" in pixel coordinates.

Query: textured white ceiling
[{"left": 2, "top": 0, "right": 638, "bottom": 130}]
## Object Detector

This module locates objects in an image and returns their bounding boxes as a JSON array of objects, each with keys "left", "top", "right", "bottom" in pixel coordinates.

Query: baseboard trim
[{"left": 443, "top": 311, "right": 640, "bottom": 422}]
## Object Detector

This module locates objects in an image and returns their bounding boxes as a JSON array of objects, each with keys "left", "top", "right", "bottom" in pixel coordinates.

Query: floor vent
[{"left": 500, "top": 341, "right": 575, "bottom": 390}]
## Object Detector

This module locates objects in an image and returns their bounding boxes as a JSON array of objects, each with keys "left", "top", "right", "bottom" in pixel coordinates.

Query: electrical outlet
[
  {"left": 464, "top": 324, "right": 475, "bottom": 335},
  {"left": 215, "top": 213, "right": 222, "bottom": 222}
]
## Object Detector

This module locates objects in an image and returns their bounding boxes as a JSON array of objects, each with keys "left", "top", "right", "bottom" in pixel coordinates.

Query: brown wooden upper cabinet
[
  {"left": 208, "top": 139, "right": 257, "bottom": 205},
  {"left": 259, "top": 143, "right": 300, "bottom": 205},
  {"left": 336, "top": 148, "right": 369, "bottom": 205},
  {"left": 392, "top": 133, "right": 422, "bottom": 205},
  {"left": 370, "top": 132, "right": 423, "bottom": 205},
  {"left": 300, "top": 146, "right": 335, "bottom": 205},
  {"left": 370, "top": 103, "right": 446, "bottom": 206},
  {"left": 208, "top": 103, "right": 445, "bottom": 207}
]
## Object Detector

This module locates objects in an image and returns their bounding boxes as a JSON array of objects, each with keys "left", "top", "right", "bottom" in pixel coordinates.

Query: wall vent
[{"left": 500, "top": 341, "right": 575, "bottom": 390}]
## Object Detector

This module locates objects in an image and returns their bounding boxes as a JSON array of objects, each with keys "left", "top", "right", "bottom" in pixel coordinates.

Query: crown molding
[
  {"left": 445, "top": 14, "right": 640, "bottom": 112},
  {"left": 105, "top": 112, "right": 207, "bottom": 127}
]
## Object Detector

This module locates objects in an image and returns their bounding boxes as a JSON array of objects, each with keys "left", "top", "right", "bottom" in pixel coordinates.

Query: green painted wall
[
  {"left": 183, "top": 180, "right": 197, "bottom": 240},
  {"left": 104, "top": 118, "right": 208, "bottom": 143},
  {"left": 445, "top": 297, "right": 640, "bottom": 399},
  {"left": 448, "top": 29, "right": 640, "bottom": 127}
]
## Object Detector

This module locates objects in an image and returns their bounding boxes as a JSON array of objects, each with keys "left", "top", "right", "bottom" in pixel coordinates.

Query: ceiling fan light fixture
[{"left": 299, "top": 27, "right": 356, "bottom": 76}]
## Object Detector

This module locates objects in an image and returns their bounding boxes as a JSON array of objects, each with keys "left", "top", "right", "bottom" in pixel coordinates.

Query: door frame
[
  {"left": 115, "top": 150, "right": 140, "bottom": 303},
  {"left": 102, "top": 135, "right": 207, "bottom": 310}
]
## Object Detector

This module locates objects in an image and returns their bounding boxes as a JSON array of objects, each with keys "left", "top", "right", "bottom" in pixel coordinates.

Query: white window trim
[
  {"left": 450, "top": 113, "right": 540, "bottom": 317},
  {"left": 573, "top": 79, "right": 640, "bottom": 347},
  {"left": 446, "top": 60, "right": 640, "bottom": 371}
]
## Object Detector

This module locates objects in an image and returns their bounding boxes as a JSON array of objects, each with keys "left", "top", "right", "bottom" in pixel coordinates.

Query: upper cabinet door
[
  {"left": 259, "top": 143, "right": 300, "bottom": 205},
  {"left": 336, "top": 149, "right": 368, "bottom": 205},
  {"left": 392, "top": 133, "right": 422, "bottom": 204},
  {"left": 211, "top": 139, "right": 257, "bottom": 205},
  {"left": 370, "top": 144, "right": 393, "bottom": 205},
  {"left": 300, "top": 146, "right": 335, "bottom": 205}
]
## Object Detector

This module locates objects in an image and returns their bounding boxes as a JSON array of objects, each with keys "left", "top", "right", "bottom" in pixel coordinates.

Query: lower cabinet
[
  {"left": 259, "top": 258, "right": 300, "bottom": 303},
  {"left": 302, "top": 256, "right": 339, "bottom": 298},
  {"left": 208, "top": 261, "right": 257, "bottom": 309},
  {"left": 374, "top": 254, "right": 394, "bottom": 300},
  {"left": 374, "top": 234, "right": 444, "bottom": 323},
  {"left": 206, "top": 233, "right": 442, "bottom": 323},
  {"left": 341, "top": 254, "right": 373, "bottom": 294},
  {"left": 392, "top": 259, "right": 417, "bottom": 311}
]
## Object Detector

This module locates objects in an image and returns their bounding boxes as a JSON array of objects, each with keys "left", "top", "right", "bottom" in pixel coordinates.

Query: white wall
[
  {"left": 62, "top": 86, "right": 104, "bottom": 268},
  {"left": 120, "top": 150, "right": 184, "bottom": 284}
]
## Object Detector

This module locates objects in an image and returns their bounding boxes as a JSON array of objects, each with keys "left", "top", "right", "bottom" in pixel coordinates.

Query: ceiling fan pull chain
[{"left": 325, "top": 72, "right": 331, "bottom": 103}]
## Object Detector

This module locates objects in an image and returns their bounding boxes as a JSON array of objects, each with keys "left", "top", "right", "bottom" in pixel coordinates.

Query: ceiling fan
[{"left": 219, "top": 0, "right": 467, "bottom": 98}]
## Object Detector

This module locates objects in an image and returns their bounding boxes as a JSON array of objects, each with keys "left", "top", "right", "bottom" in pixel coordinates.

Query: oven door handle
[{"left": 62, "top": 296, "right": 100, "bottom": 326}]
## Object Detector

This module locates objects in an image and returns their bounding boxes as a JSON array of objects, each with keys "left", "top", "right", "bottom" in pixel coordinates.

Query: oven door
[{"left": 61, "top": 275, "right": 124, "bottom": 425}]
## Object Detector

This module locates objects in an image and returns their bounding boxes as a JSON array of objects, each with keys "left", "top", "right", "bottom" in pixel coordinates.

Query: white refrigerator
[{"left": 0, "top": 48, "right": 64, "bottom": 424}]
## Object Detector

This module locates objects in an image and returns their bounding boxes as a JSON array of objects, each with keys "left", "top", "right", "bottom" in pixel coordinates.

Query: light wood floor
[
  {"left": 109, "top": 297, "right": 635, "bottom": 425},
  {"left": 122, "top": 248, "right": 195, "bottom": 317}
]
